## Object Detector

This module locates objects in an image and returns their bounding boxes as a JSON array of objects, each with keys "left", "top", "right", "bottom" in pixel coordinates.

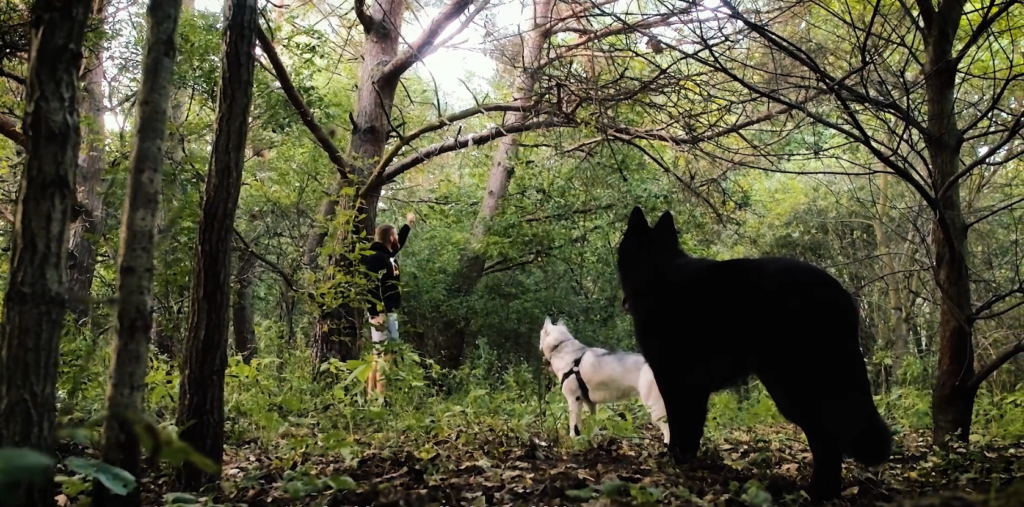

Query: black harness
[{"left": 559, "top": 353, "right": 591, "bottom": 403}]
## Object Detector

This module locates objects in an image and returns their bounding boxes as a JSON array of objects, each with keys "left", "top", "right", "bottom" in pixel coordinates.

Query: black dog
[{"left": 616, "top": 206, "right": 891, "bottom": 501}]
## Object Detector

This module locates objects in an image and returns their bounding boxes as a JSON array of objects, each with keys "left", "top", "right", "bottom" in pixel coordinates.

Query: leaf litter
[{"left": 107, "top": 425, "right": 1023, "bottom": 507}]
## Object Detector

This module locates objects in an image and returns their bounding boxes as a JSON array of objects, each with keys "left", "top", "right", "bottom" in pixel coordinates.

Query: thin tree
[
  {"left": 175, "top": 0, "right": 258, "bottom": 489},
  {"left": 232, "top": 246, "right": 258, "bottom": 365},
  {"left": 0, "top": 0, "right": 92, "bottom": 505},
  {"left": 94, "top": 0, "right": 182, "bottom": 504},
  {"left": 67, "top": 0, "right": 111, "bottom": 325}
]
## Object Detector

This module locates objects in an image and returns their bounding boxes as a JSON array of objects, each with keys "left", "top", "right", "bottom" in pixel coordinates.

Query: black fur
[{"left": 616, "top": 206, "right": 892, "bottom": 502}]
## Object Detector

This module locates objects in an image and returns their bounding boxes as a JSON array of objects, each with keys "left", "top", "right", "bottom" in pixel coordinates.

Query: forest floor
[{"left": 126, "top": 426, "right": 1023, "bottom": 507}]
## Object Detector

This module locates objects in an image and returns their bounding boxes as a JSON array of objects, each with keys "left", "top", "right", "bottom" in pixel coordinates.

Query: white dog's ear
[
  {"left": 556, "top": 317, "right": 565, "bottom": 327},
  {"left": 544, "top": 315, "right": 552, "bottom": 328}
]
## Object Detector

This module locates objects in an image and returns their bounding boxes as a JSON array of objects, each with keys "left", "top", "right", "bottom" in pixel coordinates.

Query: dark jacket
[{"left": 363, "top": 224, "right": 410, "bottom": 316}]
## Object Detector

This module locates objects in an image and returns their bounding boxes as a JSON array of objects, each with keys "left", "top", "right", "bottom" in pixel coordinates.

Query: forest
[{"left": 0, "top": 0, "right": 1022, "bottom": 504}]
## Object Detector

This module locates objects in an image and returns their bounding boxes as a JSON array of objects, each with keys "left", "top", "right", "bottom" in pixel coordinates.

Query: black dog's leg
[
  {"left": 665, "top": 388, "right": 710, "bottom": 465},
  {"left": 804, "top": 424, "right": 843, "bottom": 503}
]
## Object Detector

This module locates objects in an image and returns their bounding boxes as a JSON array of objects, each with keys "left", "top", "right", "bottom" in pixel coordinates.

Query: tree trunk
[
  {"left": 437, "top": 0, "right": 554, "bottom": 369},
  {"left": 872, "top": 173, "right": 910, "bottom": 381},
  {"left": 0, "top": 0, "right": 91, "bottom": 505},
  {"left": 308, "top": 0, "right": 404, "bottom": 368},
  {"left": 94, "top": 0, "right": 181, "bottom": 504},
  {"left": 175, "top": 0, "right": 257, "bottom": 490},
  {"left": 924, "top": 0, "right": 977, "bottom": 447},
  {"left": 232, "top": 248, "right": 258, "bottom": 365},
  {"left": 151, "top": 0, "right": 193, "bottom": 360},
  {"left": 67, "top": 0, "right": 109, "bottom": 325},
  {"left": 281, "top": 282, "right": 295, "bottom": 345}
]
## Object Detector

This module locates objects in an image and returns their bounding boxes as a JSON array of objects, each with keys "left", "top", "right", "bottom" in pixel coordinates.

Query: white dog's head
[{"left": 539, "top": 316, "right": 573, "bottom": 365}]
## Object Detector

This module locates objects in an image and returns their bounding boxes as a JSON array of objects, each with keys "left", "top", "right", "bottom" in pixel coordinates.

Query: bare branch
[
  {"left": 946, "top": 110, "right": 1024, "bottom": 197},
  {"left": 380, "top": 0, "right": 476, "bottom": 84},
  {"left": 604, "top": 90, "right": 824, "bottom": 147},
  {"left": 233, "top": 226, "right": 302, "bottom": 294},
  {"left": 381, "top": 118, "right": 561, "bottom": 183},
  {"left": 0, "top": 113, "right": 25, "bottom": 147},
  {"left": 967, "top": 195, "right": 1024, "bottom": 229},
  {"left": 955, "top": 0, "right": 1022, "bottom": 62},
  {"left": 353, "top": 0, "right": 373, "bottom": 33},
  {"left": 968, "top": 337, "right": 1024, "bottom": 390},
  {"left": 256, "top": 25, "right": 355, "bottom": 182},
  {"left": 369, "top": 102, "right": 542, "bottom": 185},
  {"left": 972, "top": 283, "right": 1024, "bottom": 321},
  {"left": 0, "top": 67, "right": 25, "bottom": 86}
]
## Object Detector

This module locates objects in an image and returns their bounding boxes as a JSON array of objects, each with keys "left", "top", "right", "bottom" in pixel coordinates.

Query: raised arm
[{"left": 395, "top": 212, "right": 415, "bottom": 251}]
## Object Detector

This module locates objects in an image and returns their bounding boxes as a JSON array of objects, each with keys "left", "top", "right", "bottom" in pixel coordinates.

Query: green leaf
[
  {"left": 164, "top": 492, "right": 201, "bottom": 505},
  {"left": 325, "top": 475, "right": 357, "bottom": 490},
  {"left": 0, "top": 448, "right": 56, "bottom": 484},
  {"left": 160, "top": 437, "right": 220, "bottom": 474},
  {"left": 280, "top": 394, "right": 302, "bottom": 412},
  {"left": 57, "top": 427, "right": 95, "bottom": 447},
  {"left": 63, "top": 457, "right": 137, "bottom": 495}
]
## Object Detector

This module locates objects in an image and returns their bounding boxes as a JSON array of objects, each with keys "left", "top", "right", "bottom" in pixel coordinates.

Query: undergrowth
[{"left": 56, "top": 331, "right": 1024, "bottom": 461}]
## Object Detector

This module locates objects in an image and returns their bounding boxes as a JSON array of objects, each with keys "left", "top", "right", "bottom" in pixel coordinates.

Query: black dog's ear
[
  {"left": 653, "top": 210, "right": 676, "bottom": 237},
  {"left": 627, "top": 206, "right": 649, "bottom": 231}
]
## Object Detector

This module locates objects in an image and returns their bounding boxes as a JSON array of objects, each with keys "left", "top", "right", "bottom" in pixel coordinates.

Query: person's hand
[{"left": 407, "top": 212, "right": 416, "bottom": 227}]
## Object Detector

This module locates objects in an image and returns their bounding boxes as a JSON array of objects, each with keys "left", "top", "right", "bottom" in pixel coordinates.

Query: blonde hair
[{"left": 375, "top": 224, "right": 396, "bottom": 244}]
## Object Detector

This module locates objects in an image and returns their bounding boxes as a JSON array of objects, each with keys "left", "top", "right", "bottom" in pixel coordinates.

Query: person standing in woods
[{"left": 364, "top": 211, "right": 415, "bottom": 394}]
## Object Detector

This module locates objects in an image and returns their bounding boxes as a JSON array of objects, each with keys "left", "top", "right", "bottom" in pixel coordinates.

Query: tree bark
[
  {"left": 924, "top": 0, "right": 977, "bottom": 447},
  {"left": 94, "top": 0, "right": 181, "bottom": 504},
  {"left": 0, "top": 0, "right": 91, "bottom": 505},
  {"left": 232, "top": 248, "right": 258, "bottom": 365},
  {"left": 67, "top": 0, "right": 109, "bottom": 325},
  {"left": 437, "top": 0, "right": 554, "bottom": 369},
  {"left": 175, "top": 0, "right": 257, "bottom": 490}
]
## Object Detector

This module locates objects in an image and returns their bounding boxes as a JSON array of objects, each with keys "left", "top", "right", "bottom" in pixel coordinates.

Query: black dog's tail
[
  {"left": 835, "top": 292, "right": 892, "bottom": 467},
  {"left": 842, "top": 404, "right": 892, "bottom": 466}
]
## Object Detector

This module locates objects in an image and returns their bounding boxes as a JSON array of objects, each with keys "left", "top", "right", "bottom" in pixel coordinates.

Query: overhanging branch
[
  {"left": 968, "top": 337, "right": 1024, "bottom": 390},
  {"left": 379, "top": 118, "right": 561, "bottom": 184},
  {"left": 255, "top": 25, "right": 355, "bottom": 182},
  {"left": 0, "top": 113, "right": 25, "bottom": 147},
  {"left": 369, "top": 102, "right": 541, "bottom": 183},
  {"left": 232, "top": 226, "right": 303, "bottom": 295},
  {"left": 380, "top": 0, "right": 476, "bottom": 84},
  {"left": 0, "top": 67, "right": 25, "bottom": 86}
]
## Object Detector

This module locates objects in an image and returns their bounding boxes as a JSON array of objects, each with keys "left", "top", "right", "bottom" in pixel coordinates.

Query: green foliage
[
  {"left": 0, "top": 448, "right": 55, "bottom": 485},
  {"left": 63, "top": 456, "right": 137, "bottom": 496}
]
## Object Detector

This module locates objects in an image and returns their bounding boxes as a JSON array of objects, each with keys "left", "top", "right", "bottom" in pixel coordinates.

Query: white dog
[{"left": 539, "top": 316, "right": 670, "bottom": 443}]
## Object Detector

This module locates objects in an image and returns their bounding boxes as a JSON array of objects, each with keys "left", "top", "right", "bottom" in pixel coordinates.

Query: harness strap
[{"left": 560, "top": 353, "right": 591, "bottom": 404}]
